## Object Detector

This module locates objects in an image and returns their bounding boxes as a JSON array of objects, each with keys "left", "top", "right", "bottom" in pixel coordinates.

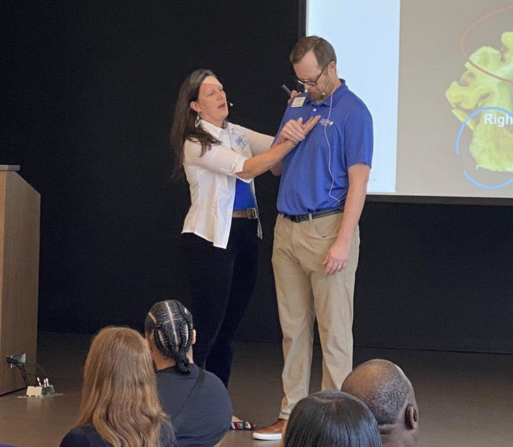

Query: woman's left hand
[
  {"left": 279, "top": 118, "right": 306, "bottom": 144},
  {"left": 279, "top": 115, "right": 320, "bottom": 145}
]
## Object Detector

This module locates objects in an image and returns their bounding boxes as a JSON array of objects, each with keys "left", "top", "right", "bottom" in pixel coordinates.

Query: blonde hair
[{"left": 77, "top": 327, "right": 172, "bottom": 447}]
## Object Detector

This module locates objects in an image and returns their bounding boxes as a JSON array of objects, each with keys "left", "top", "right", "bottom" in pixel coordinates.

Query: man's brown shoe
[{"left": 252, "top": 418, "right": 287, "bottom": 441}]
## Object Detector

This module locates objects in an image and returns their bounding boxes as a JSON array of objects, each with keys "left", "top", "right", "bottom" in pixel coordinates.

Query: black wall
[{"left": 2, "top": 1, "right": 513, "bottom": 353}]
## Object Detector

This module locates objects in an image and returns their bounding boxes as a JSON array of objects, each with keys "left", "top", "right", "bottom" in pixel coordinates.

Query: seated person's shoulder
[
  {"left": 203, "top": 369, "right": 229, "bottom": 391},
  {"left": 60, "top": 426, "right": 103, "bottom": 447},
  {"left": 61, "top": 425, "right": 176, "bottom": 447},
  {"left": 161, "top": 422, "right": 177, "bottom": 447},
  {"left": 202, "top": 370, "right": 233, "bottom": 410}
]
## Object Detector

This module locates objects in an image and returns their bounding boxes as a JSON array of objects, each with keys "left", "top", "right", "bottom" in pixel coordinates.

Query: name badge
[{"left": 291, "top": 97, "right": 306, "bottom": 108}]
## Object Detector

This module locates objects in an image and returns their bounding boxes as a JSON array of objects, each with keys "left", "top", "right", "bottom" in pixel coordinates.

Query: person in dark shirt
[
  {"left": 145, "top": 300, "right": 233, "bottom": 447},
  {"left": 60, "top": 424, "right": 175, "bottom": 447},
  {"left": 60, "top": 327, "right": 175, "bottom": 447}
]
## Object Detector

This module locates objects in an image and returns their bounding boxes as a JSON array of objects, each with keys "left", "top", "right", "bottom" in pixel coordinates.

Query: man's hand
[
  {"left": 322, "top": 239, "right": 351, "bottom": 276},
  {"left": 302, "top": 115, "right": 321, "bottom": 135},
  {"left": 322, "top": 164, "right": 370, "bottom": 276},
  {"left": 287, "top": 89, "right": 300, "bottom": 103}
]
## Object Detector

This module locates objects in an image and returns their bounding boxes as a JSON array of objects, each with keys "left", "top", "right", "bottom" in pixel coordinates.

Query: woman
[
  {"left": 60, "top": 327, "right": 175, "bottom": 447},
  {"left": 145, "top": 300, "right": 232, "bottom": 447},
  {"left": 170, "top": 69, "right": 319, "bottom": 394},
  {"left": 281, "top": 391, "right": 382, "bottom": 447}
]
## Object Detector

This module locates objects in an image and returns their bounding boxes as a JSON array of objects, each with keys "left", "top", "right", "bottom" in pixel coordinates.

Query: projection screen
[{"left": 305, "top": 1, "right": 513, "bottom": 201}]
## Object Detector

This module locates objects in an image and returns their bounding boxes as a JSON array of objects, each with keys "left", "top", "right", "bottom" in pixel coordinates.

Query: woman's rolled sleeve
[{"left": 184, "top": 140, "right": 250, "bottom": 181}]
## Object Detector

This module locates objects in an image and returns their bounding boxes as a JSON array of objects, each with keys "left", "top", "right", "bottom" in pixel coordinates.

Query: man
[
  {"left": 341, "top": 359, "right": 420, "bottom": 447},
  {"left": 254, "top": 36, "right": 373, "bottom": 441}
]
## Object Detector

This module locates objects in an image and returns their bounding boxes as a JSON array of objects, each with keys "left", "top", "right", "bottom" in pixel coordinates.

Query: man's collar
[{"left": 304, "top": 79, "right": 348, "bottom": 106}]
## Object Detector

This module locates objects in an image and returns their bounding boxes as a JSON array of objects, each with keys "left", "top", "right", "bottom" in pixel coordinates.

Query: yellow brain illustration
[{"left": 446, "top": 31, "right": 513, "bottom": 173}]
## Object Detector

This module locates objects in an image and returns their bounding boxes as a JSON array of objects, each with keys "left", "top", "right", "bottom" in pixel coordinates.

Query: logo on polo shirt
[{"left": 235, "top": 134, "right": 249, "bottom": 150}]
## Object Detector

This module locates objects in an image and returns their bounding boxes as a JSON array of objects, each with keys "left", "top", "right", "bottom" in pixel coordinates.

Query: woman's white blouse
[{"left": 182, "top": 119, "right": 274, "bottom": 249}]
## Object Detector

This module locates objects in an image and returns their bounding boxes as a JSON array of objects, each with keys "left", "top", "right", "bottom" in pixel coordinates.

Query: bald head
[{"left": 342, "top": 359, "right": 415, "bottom": 427}]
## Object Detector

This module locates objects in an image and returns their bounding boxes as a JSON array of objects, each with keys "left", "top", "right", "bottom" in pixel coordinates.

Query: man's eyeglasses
[{"left": 295, "top": 62, "right": 331, "bottom": 87}]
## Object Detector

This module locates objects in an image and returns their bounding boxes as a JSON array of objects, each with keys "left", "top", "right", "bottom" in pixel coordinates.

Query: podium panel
[{"left": 0, "top": 171, "right": 40, "bottom": 395}]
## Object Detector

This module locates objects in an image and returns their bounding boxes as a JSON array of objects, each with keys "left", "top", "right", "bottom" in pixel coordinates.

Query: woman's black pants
[{"left": 181, "top": 218, "right": 259, "bottom": 387}]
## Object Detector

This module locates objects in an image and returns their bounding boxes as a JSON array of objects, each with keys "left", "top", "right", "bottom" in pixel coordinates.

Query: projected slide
[
  {"left": 446, "top": 29, "right": 513, "bottom": 189},
  {"left": 307, "top": 1, "right": 513, "bottom": 199}
]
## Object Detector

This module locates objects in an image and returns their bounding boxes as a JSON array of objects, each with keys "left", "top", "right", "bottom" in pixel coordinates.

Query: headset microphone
[
  {"left": 228, "top": 102, "right": 234, "bottom": 107},
  {"left": 321, "top": 74, "right": 334, "bottom": 99}
]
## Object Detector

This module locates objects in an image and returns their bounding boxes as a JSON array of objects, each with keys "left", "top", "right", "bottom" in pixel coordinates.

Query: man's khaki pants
[{"left": 272, "top": 212, "right": 360, "bottom": 419}]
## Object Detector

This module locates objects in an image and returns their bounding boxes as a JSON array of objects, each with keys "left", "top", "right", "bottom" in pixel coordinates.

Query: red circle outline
[{"left": 460, "top": 5, "right": 513, "bottom": 85}]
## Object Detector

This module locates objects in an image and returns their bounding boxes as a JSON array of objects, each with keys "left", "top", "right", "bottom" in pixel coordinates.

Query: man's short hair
[
  {"left": 342, "top": 359, "right": 412, "bottom": 427},
  {"left": 290, "top": 36, "right": 337, "bottom": 67}
]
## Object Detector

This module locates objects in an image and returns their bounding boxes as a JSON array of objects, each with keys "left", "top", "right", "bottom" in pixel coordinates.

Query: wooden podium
[{"left": 0, "top": 167, "right": 40, "bottom": 395}]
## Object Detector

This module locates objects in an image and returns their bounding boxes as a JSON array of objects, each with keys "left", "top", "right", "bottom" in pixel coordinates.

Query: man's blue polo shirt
[{"left": 276, "top": 81, "right": 373, "bottom": 215}]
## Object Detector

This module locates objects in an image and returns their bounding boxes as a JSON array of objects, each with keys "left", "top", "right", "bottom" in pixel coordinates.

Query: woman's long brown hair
[
  {"left": 76, "top": 327, "right": 172, "bottom": 447},
  {"left": 170, "top": 69, "right": 221, "bottom": 176}
]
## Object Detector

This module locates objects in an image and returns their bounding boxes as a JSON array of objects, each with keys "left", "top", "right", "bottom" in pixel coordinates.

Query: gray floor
[{"left": 1, "top": 333, "right": 513, "bottom": 447}]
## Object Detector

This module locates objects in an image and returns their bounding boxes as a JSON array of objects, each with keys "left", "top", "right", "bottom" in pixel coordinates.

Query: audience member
[
  {"left": 60, "top": 327, "right": 175, "bottom": 447},
  {"left": 281, "top": 390, "right": 382, "bottom": 447},
  {"left": 342, "top": 359, "right": 419, "bottom": 447},
  {"left": 145, "top": 300, "right": 232, "bottom": 447}
]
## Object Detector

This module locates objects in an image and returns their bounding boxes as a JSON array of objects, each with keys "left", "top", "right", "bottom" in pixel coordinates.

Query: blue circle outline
[{"left": 455, "top": 106, "right": 513, "bottom": 189}]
